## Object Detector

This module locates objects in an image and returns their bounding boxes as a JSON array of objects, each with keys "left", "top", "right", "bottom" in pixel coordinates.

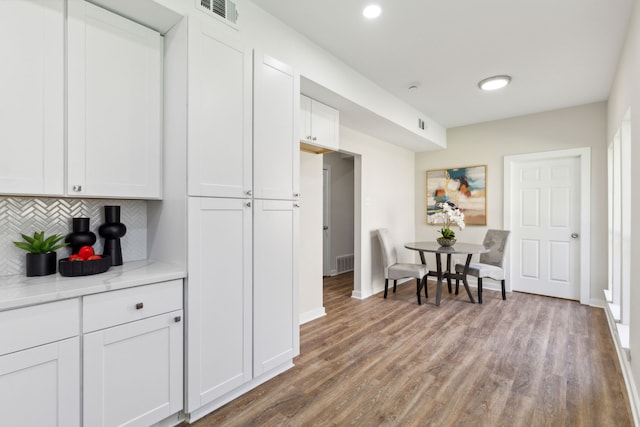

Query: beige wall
[
  {"left": 340, "top": 125, "right": 416, "bottom": 298},
  {"left": 415, "top": 102, "right": 608, "bottom": 300}
]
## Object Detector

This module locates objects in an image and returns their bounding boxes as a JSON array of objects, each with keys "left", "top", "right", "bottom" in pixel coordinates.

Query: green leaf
[
  {"left": 14, "top": 241, "right": 36, "bottom": 253},
  {"left": 49, "top": 243, "right": 68, "bottom": 252},
  {"left": 21, "top": 233, "right": 35, "bottom": 245}
]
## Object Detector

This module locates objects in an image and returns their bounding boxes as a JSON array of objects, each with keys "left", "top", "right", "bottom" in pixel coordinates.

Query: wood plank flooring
[{"left": 188, "top": 273, "right": 633, "bottom": 426}]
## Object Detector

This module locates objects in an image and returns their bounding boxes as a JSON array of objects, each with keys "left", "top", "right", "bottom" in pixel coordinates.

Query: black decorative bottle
[
  {"left": 66, "top": 217, "right": 97, "bottom": 254},
  {"left": 99, "top": 206, "right": 127, "bottom": 266}
]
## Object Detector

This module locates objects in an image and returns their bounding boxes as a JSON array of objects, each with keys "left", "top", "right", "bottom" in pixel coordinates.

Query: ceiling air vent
[{"left": 198, "top": 0, "right": 239, "bottom": 26}]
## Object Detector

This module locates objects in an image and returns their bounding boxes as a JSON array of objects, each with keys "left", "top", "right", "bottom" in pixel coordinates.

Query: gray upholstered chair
[
  {"left": 454, "top": 229, "right": 510, "bottom": 304},
  {"left": 375, "top": 229, "right": 429, "bottom": 305}
]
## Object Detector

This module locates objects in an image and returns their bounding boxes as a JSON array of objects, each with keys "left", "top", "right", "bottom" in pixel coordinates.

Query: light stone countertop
[{"left": 0, "top": 260, "right": 186, "bottom": 311}]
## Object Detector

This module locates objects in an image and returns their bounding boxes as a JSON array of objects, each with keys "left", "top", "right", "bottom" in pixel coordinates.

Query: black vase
[
  {"left": 99, "top": 206, "right": 127, "bottom": 266},
  {"left": 66, "top": 217, "right": 97, "bottom": 254},
  {"left": 26, "top": 252, "right": 57, "bottom": 277}
]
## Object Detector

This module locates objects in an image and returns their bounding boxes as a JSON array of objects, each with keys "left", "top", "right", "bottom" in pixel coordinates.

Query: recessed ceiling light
[
  {"left": 363, "top": 4, "right": 382, "bottom": 19},
  {"left": 478, "top": 75, "right": 512, "bottom": 91}
]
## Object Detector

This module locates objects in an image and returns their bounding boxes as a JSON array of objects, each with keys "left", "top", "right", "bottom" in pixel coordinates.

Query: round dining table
[{"left": 404, "top": 241, "right": 489, "bottom": 306}]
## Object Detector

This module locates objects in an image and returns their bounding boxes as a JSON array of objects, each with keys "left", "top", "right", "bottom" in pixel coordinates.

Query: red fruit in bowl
[
  {"left": 68, "top": 254, "right": 83, "bottom": 261},
  {"left": 78, "top": 246, "right": 95, "bottom": 260},
  {"left": 87, "top": 255, "right": 102, "bottom": 261}
]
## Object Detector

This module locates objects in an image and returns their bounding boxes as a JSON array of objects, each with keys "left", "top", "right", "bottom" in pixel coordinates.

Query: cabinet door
[
  {"left": 299, "top": 94, "right": 312, "bottom": 142},
  {"left": 83, "top": 311, "right": 183, "bottom": 427},
  {"left": 253, "top": 51, "right": 300, "bottom": 200},
  {"left": 188, "top": 18, "right": 252, "bottom": 198},
  {"left": 253, "top": 199, "right": 299, "bottom": 376},
  {"left": 0, "top": 337, "right": 80, "bottom": 427},
  {"left": 0, "top": 0, "right": 64, "bottom": 196},
  {"left": 67, "top": 0, "right": 162, "bottom": 199},
  {"left": 310, "top": 99, "right": 340, "bottom": 151},
  {"left": 187, "top": 197, "right": 252, "bottom": 411}
]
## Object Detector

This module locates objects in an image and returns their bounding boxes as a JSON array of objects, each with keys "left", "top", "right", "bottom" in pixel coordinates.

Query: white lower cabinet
[
  {"left": 0, "top": 338, "right": 80, "bottom": 427},
  {"left": 0, "top": 299, "right": 80, "bottom": 427},
  {"left": 83, "top": 311, "right": 183, "bottom": 427},
  {"left": 253, "top": 199, "right": 299, "bottom": 375},
  {"left": 83, "top": 281, "right": 184, "bottom": 427},
  {"left": 0, "top": 280, "right": 184, "bottom": 427},
  {"left": 187, "top": 197, "right": 252, "bottom": 411},
  {"left": 186, "top": 197, "right": 299, "bottom": 416}
]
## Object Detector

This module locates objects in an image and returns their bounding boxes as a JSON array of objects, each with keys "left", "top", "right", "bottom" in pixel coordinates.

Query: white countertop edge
[{"left": 0, "top": 260, "right": 186, "bottom": 312}]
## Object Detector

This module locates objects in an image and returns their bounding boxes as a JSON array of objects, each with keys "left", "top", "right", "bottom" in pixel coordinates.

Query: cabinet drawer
[
  {"left": 0, "top": 298, "right": 79, "bottom": 356},
  {"left": 83, "top": 280, "right": 182, "bottom": 333}
]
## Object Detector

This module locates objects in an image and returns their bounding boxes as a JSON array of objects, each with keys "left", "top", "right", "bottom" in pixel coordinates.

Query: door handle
[
  {"left": 323, "top": 226, "right": 328, "bottom": 230},
  {"left": 571, "top": 233, "right": 579, "bottom": 239}
]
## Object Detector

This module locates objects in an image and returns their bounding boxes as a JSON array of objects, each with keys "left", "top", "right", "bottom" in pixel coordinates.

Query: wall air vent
[{"left": 197, "top": 0, "right": 238, "bottom": 27}]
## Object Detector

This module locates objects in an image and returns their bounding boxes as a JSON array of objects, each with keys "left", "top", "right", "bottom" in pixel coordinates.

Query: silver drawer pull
[
  {"left": 135, "top": 302, "right": 144, "bottom": 310},
  {"left": 174, "top": 316, "right": 182, "bottom": 323}
]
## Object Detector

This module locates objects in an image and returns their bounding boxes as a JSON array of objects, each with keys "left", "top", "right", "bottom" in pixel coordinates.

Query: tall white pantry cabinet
[{"left": 160, "top": 14, "right": 300, "bottom": 420}]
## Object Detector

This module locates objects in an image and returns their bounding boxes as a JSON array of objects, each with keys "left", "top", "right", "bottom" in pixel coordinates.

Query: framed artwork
[{"left": 426, "top": 165, "right": 487, "bottom": 225}]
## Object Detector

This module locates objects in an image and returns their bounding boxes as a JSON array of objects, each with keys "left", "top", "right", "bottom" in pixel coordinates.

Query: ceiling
[{"left": 252, "top": 0, "right": 634, "bottom": 129}]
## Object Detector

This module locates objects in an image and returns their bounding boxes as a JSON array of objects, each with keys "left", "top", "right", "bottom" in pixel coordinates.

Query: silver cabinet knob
[
  {"left": 72, "top": 185, "right": 82, "bottom": 192},
  {"left": 246, "top": 202, "right": 252, "bottom": 207},
  {"left": 294, "top": 193, "right": 300, "bottom": 197},
  {"left": 293, "top": 203, "right": 300, "bottom": 208},
  {"left": 571, "top": 233, "right": 579, "bottom": 239},
  {"left": 246, "top": 190, "right": 252, "bottom": 196}
]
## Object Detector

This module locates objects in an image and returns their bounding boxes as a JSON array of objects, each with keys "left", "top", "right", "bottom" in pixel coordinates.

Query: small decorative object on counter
[
  {"left": 66, "top": 217, "right": 97, "bottom": 254},
  {"left": 59, "top": 251, "right": 111, "bottom": 276},
  {"left": 99, "top": 205, "right": 127, "bottom": 266},
  {"left": 13, "top": 231, "right": 68, "bottom": 277}
]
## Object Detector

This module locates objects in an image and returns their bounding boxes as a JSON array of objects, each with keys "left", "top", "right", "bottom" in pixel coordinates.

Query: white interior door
[{"left": 506, "top": 151, "right": 589, "bottom": 300}]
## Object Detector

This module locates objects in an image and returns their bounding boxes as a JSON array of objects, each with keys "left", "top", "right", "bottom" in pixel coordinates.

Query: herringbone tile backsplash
[{"left": 0, "top": 197, "right": 147, "bottom": 277}]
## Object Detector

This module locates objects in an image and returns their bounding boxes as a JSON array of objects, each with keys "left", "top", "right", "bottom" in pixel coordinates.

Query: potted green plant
[
  {"left": 428, "top": 202, "right": 466, "bottom": 246},
  {"left": 13, "top": 231, "right": 68, "bottom": 276}
]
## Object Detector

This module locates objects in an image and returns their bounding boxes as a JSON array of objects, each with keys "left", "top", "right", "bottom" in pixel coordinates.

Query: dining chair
[
  {"left": 375, "top": 229, "right": 429, "bottom": 305},
  {"left": 454, "top": 229, "right": 510, "bottom": 304}
]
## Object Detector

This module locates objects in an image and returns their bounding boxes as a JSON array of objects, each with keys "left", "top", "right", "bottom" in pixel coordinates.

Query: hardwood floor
[{"left": 189, "top": 273, "right": 633, "bottom": 426}]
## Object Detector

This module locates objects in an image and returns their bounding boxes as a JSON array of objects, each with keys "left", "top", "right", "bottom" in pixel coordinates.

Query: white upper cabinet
[
  {"left": 0, "top": 0, "right": 64, "bottom": 196},
  {"left": 253, "top": 51, "right": 300, "bottom": 200},
  {"left": 67, "top": 0, "right": 163, "bottom": 199},
  {"left": 300, "top": 95, "right": 339, "bottom": 152},
  {"left": 187, "top": 18, "right": 252, "bottom": 198}
]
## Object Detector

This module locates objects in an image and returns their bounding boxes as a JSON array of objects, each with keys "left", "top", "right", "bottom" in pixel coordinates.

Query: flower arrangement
[{"left": 429, "top": 202, "right": 465, "bottom": 239}]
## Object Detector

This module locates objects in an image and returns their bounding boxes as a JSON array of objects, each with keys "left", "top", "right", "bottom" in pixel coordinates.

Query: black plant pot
[{"left": 26, "top": 252, "right": 57, "bottom": 277}]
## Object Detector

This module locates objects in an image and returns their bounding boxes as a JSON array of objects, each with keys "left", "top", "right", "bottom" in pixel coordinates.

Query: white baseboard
[
  {"left": 603, "top": 304, "right": 640, "bottom": 426},
  {"left": 299, "top": 307, "right": 326, "bottom": 324}
]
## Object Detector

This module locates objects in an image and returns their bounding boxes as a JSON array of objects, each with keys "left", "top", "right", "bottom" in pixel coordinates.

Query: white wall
[
  {"left": 608, "top": 0, "right": 640, "bottom": 421},
  {"left": 415, "top": 102, "right": 608, "bottom": 300},
  {"left": 339, "top": 126, "right": 416, "bottom": 299},
  {"left": 299, "top": 151, "right": 325, "bottom": 324},
  {"left": 323, "top": 152, "right": 354, "bottom": 275}
]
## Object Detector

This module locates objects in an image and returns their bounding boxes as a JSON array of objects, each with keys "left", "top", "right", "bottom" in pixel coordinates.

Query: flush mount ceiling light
[
  {"left": 478, "top": 75, "right": 512, "bottom": 91},
  {"left": 363, "top": 4, "right": 382, "bottom": 19}
]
